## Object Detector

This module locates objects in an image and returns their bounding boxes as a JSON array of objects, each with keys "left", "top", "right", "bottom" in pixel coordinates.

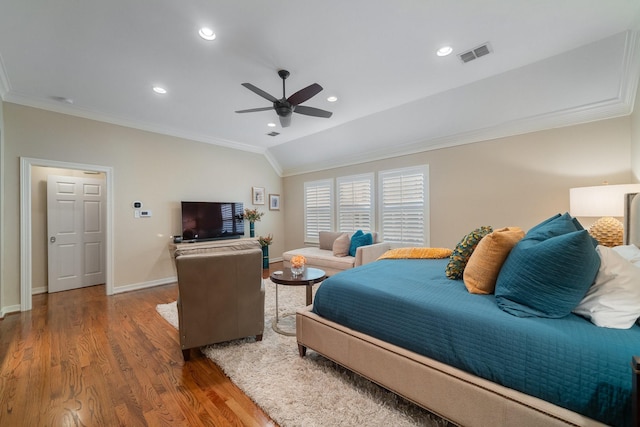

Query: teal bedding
[{"left": 312, "top": 259, "right": 640, "bottom": 426}]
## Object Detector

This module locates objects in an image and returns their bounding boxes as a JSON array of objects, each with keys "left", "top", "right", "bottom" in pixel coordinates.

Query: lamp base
[{"left": 588, "top": 217, "right": 623, "bottom": 247}]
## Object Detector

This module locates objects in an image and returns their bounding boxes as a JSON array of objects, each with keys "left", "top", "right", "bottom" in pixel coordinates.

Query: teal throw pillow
[
  {"left": 494, "top": 214, "right": 600, "bottom": 318},
  {"left": 445, "top": 226, "right": 493, "bottom": 279},
  {"left": 349, "top": 230, "right": 373, "bottom": 257}
]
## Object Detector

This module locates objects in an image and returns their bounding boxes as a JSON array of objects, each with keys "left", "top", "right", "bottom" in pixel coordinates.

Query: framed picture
[
  {"left": 252, "top": 187, "right": 265, "bottom": 205},
  {"left": 269, "top": 194, "right": 280, "bottom": 211}
]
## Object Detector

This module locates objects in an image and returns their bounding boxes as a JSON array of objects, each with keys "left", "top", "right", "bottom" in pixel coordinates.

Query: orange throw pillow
[{"left": 463, "top": 227, "right": 525, "bottom": 294}]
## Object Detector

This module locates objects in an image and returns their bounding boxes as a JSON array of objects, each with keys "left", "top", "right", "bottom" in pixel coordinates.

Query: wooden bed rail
[{"left": 634, "top": 356, "right": 640, "bottom": 427}]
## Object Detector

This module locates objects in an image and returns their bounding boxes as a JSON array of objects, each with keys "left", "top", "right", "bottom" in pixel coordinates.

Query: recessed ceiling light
[
  {"left": 267, "top": 122, "right": 276, "bottom": 127},
  {"left": 198, "top": 27, "right": 216, "bottom": 41},
  {"left": 327, "top": 96, "right": 338, "bottom": 102},
  {"left": 436, "top": 46, "right": 453, "bottom": 57},
  {"left": 152, "top": 86, "right": 167, "bottom": 94}
]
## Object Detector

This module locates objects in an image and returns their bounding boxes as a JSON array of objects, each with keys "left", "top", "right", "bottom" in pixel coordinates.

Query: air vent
[
  {"left": 458, "top": 42, "right": 492, "bottom": 63},
  {"left": 267, "top": 131, "right": 280, "bottom": 137}
]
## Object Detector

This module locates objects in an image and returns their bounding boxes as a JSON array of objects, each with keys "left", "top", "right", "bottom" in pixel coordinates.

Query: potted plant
[
  {"left": 258, "top": 234, "right": 273, "bottom": 269},
  {"left": 243, "top": 208, "right": 264, "bottom": 237}
]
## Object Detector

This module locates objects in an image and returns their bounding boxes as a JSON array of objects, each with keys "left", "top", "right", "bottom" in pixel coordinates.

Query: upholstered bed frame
[{"left": 297, "top": 194, "right": 640, "bottom": 427}]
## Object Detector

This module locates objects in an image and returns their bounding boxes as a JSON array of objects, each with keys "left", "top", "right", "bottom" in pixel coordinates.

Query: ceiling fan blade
[
  {"left": 235, "top": 107, "right": 273, "bottom": 113},
  {"left": 294, "top": 105, "right": 333, "bottom": 118},
  {"left": 287, "top": 83, "right": 323, "bottom": 106},
  {"left": 279, "top": 115, "right": 291, "bottom": 128},
  {"left": 241, "top": 83, "right": 278, "bottom": 103}
]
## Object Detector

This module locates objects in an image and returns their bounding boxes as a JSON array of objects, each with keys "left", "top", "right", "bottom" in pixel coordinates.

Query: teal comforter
[{"left": 312, "top": 259, "right": 640, "bottom": 426}]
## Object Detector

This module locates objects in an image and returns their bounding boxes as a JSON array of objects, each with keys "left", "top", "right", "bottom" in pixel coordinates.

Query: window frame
[
  {"left": 378, "top": 165, "right": 429, "bottom": 246},
  {"left": 303, "top": 179, "right": 334, "bottom": 244},
  {"left": 336, "top": 173, "right": 374, "bottom": 233}
]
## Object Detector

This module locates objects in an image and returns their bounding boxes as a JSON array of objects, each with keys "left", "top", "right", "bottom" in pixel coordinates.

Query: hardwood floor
[{"left": 0, "top": 264, "right": 282, "bottom": 427}]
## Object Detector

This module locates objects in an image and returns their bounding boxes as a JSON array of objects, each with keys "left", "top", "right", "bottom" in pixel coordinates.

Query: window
[
  {"left": 337, "top": 174, "right": 374, "bottom": 233},
  {"left": 379, "top": 166, "right": 428, "bottom": 246},
  {"left": 304, "top": 179, "right": 333, "bottom": 243}
]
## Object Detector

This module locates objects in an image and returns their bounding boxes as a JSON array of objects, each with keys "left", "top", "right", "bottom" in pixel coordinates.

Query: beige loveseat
[
  {"left": 173, "top": 239, "right": 264, "bottom": 361},
  {"left": 283, "top": 231, "right": 390, "bottom": 276}
]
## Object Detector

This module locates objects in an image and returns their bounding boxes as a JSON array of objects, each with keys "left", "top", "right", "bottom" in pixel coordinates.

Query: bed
[{"left": 296, "top": 194, "right": 640, "bottom": 427}]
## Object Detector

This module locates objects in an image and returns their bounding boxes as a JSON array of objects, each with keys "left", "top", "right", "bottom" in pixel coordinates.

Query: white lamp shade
[{"left": 569, "top": 184, "right": 640, "bottom": 217}]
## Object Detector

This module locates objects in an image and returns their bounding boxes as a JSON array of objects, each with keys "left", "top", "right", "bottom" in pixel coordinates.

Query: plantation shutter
[
  {"left": 379, "top": 166, "right": 428, "bottom": 245},
  {"left": 304, "top": 179, "right": 333, "bottom": 243},
  {"left": 337, "top": 174, "right": 374, "bottom": 232}
]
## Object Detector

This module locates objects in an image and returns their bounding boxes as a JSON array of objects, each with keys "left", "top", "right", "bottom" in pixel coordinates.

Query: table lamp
[{"left": 569, "top": 183, "right": 640, "bottom": 247}]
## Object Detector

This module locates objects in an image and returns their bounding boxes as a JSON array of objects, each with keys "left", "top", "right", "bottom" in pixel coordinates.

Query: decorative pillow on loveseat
[
  {"left": 319, "top": 231, "right": 347, "bottom": 250},
  {"left": 494, "top": 213, "right": 600, "bottom": 318},
  {"left": 332, "top": 233, "right": 350, "bottom": 257},
  {"left": 349, "top": 230, "right": 373, "bottom": 257}
]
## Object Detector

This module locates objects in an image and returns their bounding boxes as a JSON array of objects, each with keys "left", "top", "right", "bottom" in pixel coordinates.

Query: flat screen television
[{"left": 181, "top": 201, "right": 245, "bottom": 242}]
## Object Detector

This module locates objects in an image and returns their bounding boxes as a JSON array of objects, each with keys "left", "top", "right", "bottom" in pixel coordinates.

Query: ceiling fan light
[
  {"left": 198, "top": 27, "right": 216, "bottom": 41},
  {"left": 436, "top": 46, "right": 453, "bottom": 57}
]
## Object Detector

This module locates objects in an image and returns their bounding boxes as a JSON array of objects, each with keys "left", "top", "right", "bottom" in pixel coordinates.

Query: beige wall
[
  {"left": 2, "top": 103, "right": 283, "bottom": 312},
  {"left": 284, "top": 117, "right": 633, "bottom": 251}
]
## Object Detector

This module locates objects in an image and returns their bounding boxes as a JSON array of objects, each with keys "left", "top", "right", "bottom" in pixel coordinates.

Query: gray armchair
[{"left": 174, "top": 241, "right": 264, "bottom": 361}]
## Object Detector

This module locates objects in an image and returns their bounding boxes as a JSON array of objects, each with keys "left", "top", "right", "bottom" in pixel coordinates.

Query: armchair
[{"left": 175, "top": 242, "right": 264, "bottom": 361}]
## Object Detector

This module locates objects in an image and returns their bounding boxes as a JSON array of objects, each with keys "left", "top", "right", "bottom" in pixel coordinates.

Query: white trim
[
  {"left": 0, "top": 52, "right": 10, "bottom": 99},
  {"left": 1, "top": 304, "right": 20, "bottom": 317},
  {"left": 112, "top": 276, "right": 176, "bottom": 294},
  {"left": 4, "top": 91, "right": 266, "bottom": 155},
  {"left": 0, "top": 104, "right": 4, "bottom": 317},
  {"left": 19, "top": 157, "right": 115, "bottom": 311}
]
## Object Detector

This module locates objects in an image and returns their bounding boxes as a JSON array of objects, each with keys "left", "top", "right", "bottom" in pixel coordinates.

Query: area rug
[{"left": 156, "top": 280, "right": 451, "bottom": 427}]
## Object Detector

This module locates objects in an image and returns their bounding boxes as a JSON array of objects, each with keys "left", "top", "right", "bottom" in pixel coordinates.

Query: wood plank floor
[{"left": 0, "top": 265, "right": 281, "bottom": 427}]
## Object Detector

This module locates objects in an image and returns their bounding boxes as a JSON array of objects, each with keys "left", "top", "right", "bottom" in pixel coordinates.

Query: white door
[{"left": 47, "top": 175, "right": 106, "bottom": 293}]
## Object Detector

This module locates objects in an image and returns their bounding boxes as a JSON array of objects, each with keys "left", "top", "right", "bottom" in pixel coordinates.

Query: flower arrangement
[
  {"left": 243, "top": 208, "right": 264, "bottom": 222},
  {"left": 258, "top": 234, "right": 273, "bottom": 247},
  {"left": 290, "top": 255, "right": 307, "bottom": 268}
]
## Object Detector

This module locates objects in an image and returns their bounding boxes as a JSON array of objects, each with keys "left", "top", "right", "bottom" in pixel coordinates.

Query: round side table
[{"left": 270, "top": 267, "right": 326, "bottom": 336}]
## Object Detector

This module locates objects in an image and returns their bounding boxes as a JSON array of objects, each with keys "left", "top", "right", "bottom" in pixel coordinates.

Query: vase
[
  {"left": 249, "top": 222, "right": 255, "bottom": 237},
  {"left": 291, "top": 265, "right": 305, "bottom": 276},
  {"left": 262, "top": 245, "right": 269, "bottom": 269}
]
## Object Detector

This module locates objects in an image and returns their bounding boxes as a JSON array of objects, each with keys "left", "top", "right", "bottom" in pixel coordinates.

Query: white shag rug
[{"left": 156, "top": 280, "right": 451, "bottom": 427}]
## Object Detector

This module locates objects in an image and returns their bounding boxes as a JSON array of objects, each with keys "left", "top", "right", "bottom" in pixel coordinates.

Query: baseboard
[
  {"left": 1, "top": 304, "right": 22, "bottom": 318},
  {"left": 112, "top": 276, "right": 177, "bottom": 294}
]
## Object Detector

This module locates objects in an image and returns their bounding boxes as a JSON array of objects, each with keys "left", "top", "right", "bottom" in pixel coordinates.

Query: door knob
[{"left": 50, "top": 236, "right": 56, "bottom": 243}]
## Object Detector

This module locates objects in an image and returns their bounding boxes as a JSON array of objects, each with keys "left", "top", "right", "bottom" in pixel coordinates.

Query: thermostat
[{"left": 132, "top": 201, "right": 142, "bottom": 208}]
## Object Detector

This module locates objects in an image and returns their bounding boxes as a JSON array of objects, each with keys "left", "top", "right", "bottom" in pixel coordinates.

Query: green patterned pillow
[{"left": 446, "top": 226, "right": 493, "bottom": 279}]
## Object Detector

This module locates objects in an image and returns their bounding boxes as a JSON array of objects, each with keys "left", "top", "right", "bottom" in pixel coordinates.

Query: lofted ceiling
[{"left": 0, "top": 1, "right": 639, "bottom": 176}]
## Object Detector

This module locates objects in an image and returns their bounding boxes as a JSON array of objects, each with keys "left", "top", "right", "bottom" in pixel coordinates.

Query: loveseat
[
  {"left": 173, "top": 238, "right": 264, "bottom": 361},
  {"left": 283, "top": 231, "right": 390, "bottom": 276}
]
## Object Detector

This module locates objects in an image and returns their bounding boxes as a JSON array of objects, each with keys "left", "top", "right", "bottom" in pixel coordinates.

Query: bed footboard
[{"left": 296, "top": 305, "right": 608, "bottom": 427}]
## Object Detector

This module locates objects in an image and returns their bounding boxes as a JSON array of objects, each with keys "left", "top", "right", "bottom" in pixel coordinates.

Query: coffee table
[{"left": 270, "top": 267, "right": 326, "bottom": 336}]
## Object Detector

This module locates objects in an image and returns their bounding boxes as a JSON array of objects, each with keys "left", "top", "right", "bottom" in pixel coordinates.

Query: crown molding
[
  {"left": 2, "top": 91, "right": 267, "bottom": 155},
  {"left": 279, "top": 31, "right": 640, "bottom": 177},
  {"left": 280, "top": 94, "right": 633, "bottom": 177},
  {"left": 0, "top": 53, "right": 10, "bottom": 99}
]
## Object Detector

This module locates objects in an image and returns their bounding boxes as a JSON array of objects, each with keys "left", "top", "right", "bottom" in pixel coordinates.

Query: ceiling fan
[{"left": 235, "top": 69, "right": 333, "bottom": 128}]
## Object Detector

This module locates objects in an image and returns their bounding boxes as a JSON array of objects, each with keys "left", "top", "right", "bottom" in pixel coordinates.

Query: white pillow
[
  {"left": 573, "top": 245, "right": 640, "bottom": 329},
  {"left": 612, "top": 244, "right": 640, "bottom": 266}
]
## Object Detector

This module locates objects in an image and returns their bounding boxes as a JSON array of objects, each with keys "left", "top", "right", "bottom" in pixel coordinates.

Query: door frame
[{"left": 20, "top": 157, "right": 114, "bottom": 311}]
